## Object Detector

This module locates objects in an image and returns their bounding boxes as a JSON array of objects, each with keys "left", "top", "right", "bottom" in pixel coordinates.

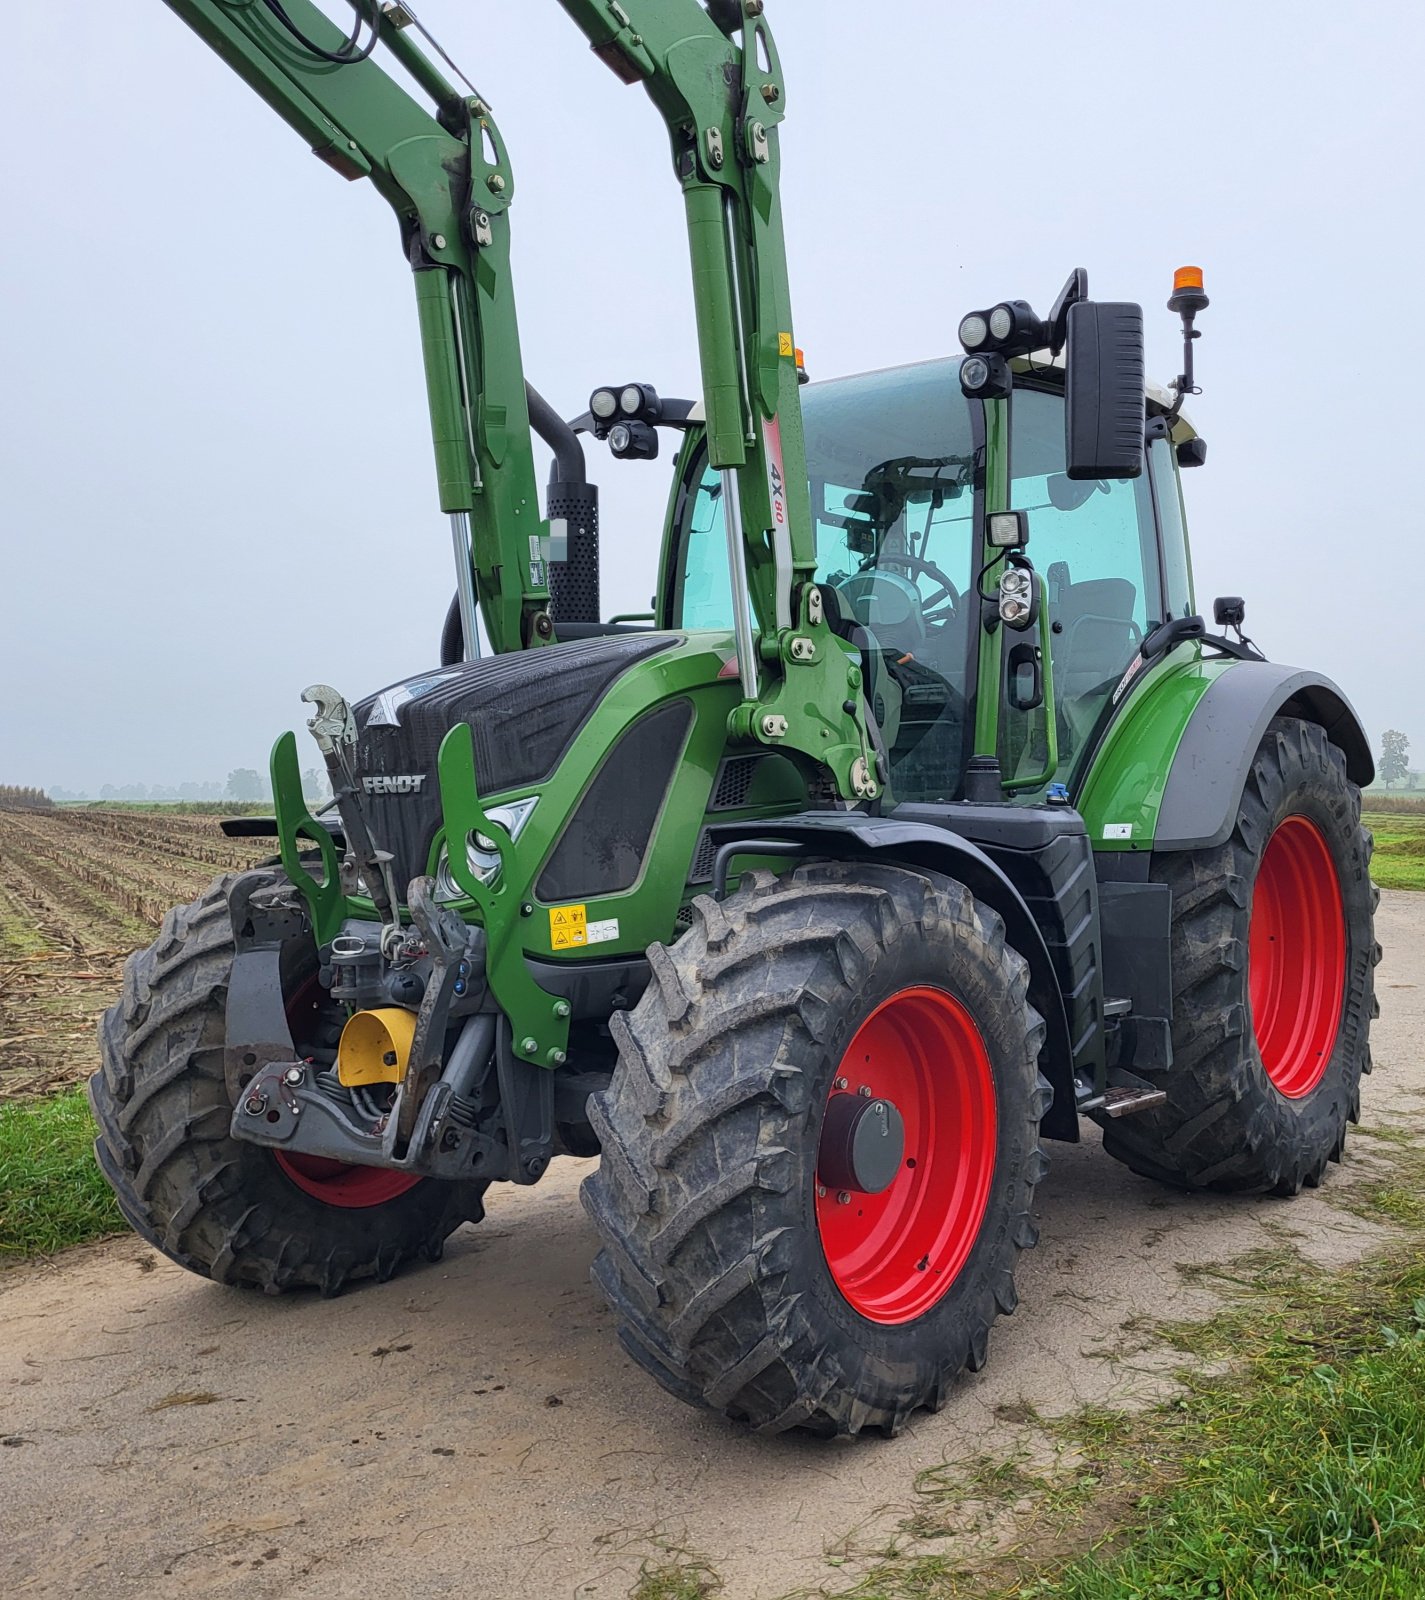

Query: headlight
[
  {"left": 998, "top": 567, "right": 1036, "bottom": 630},
  {"left": 960, "top": 355, "right": 991, "bottom": 392},
  {"left": 433, "top": 797, "right": 538, "bottom": 901}
]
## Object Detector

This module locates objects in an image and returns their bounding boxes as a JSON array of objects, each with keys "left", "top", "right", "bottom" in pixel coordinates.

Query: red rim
[
  {"left": 815, "top": 987, "right": 997, "bottom": 1324},
  {"left": 273, "top": 1150, "right": 423, "bottom": 1208},
  {"left": 1249, "top": 815, "right": 1346, "bottom": 1099},
  {"left": 270, "top": 974, "right": 423, "bottom": 1209}
]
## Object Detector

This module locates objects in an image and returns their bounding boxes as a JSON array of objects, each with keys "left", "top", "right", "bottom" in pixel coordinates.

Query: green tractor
[{"left": 93, "top": 0, "right": 1379, "bottom": 1437}]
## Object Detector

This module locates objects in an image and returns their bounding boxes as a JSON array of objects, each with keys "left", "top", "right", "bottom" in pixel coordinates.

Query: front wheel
[
  {"left": 582, "top": 860, "right": 1050, "bottom": 1437},
  {"left": 90, "top": 873, "right": 485, "bottom": 1294},
  {"left": 1102, "top": 716, "right": 1380, "bottom": 1195}
]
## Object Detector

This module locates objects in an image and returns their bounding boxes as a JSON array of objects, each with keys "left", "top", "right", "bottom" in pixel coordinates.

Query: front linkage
[{"left": 232, "top": 701, "right": 572, "bottom": 1189}]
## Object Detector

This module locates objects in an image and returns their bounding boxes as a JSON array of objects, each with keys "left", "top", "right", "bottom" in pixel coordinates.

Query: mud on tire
[
  {"left": 1102, "top": 716, "right": 1380, "bottom": 1195},
  {"left": 90, "top": 872, "right": 484, "bottom": 1294},
  {"left": 582, "top": 859, "right": 1050, "bottom": 1437}
]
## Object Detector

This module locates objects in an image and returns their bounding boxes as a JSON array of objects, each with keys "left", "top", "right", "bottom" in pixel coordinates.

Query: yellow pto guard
[{"left": 336, "top": 1007, "right": 417, "bottom": 1087}]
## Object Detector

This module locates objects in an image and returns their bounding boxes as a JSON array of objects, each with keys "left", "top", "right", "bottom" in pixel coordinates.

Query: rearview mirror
[{"left": 1065, "top": 301, "right": 1145, "bottom": 481}]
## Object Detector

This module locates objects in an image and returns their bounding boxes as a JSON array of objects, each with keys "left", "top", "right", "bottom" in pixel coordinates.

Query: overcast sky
[{"left": 3, "top": 1, "right": 1422, "bottom": 791}]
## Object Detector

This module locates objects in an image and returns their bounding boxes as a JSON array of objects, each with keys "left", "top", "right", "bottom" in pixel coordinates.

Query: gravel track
[{"left": 2, "top": 895, "right": 1420, "bottom": 1599}]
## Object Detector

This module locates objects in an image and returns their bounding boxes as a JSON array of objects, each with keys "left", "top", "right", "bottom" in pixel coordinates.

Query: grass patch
[
  {"left": 629, "top": 1551, "right": 723, "bottom": 1600},
  {"left": 1362, "top": 810, "right": 1425, "bottom": 891},
  {"left": 816, "top": 1195, "right": 1425, "bottom": 1600},
  {"left": 0, "top": 1087, "right": 120, "bottom": 1257}
]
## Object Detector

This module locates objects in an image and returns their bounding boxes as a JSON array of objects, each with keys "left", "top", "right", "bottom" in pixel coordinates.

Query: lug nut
[
  {"left": 834, "top": 1076, "right": 848, "bottom": 1090},
  {"left": 816, "top": 1184, "right": 827, "bottom": 1198},
  {"left": 836, "top": 1191, "right": 851, "bottom": 1205},
  {"left": 858, "top": 1084, "right": 872, "bottom": 1097}
]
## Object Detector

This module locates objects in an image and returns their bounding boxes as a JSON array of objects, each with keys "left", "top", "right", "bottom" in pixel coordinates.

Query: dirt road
[{"left": 4, "top": 893, "right": 1421, "bottom": 1600}]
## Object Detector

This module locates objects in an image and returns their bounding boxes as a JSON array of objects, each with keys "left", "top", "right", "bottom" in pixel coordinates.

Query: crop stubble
[{"left": 0, "top": 809, "right": 273, "bottom": 1099}]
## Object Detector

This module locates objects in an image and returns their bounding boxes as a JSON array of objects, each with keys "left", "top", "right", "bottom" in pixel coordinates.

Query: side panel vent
[
  {"left": 535, "top": 700, "right": 693, "bottom": 904},
  {"left": 710, "top": 756, "right": 765, "bottom": 811}
]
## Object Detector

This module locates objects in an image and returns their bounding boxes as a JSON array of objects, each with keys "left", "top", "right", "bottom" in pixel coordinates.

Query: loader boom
[{"left": 160, "top": 0, "right": 874, "bottom": 802}]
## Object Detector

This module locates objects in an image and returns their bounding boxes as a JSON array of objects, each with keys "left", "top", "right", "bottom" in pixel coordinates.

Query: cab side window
[{"left": 1010, "top": 386, "right": 1163, "bottom": 781}]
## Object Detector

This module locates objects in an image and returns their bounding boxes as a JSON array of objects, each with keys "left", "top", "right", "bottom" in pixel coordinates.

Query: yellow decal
[
  {"left": 777, "top": 331, "right": 794, "bottom": 358},
  {"left": 549, "top": 902, "right": 588, "bottom": 950}
]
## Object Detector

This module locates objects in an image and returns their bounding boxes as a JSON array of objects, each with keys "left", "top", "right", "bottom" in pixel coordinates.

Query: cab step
[{"left": 1075, "top": 1066, "right": 1168, "bottom": 1119}]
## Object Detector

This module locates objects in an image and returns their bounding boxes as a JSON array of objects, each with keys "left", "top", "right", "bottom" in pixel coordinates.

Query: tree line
[
  {"left": 44, "top": 770, "right": 332, "bottom": 806},
  {"left": 0, "top": 785, "right": 55, "bottom": 809}
]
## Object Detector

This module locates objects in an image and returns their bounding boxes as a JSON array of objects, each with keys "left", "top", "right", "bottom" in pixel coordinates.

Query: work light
[
  {"left": 958, "top": 313, "right": 989, "bottom": 351},
  {"left": 590, "top": 387, "right": 618, "bottom": 420}
]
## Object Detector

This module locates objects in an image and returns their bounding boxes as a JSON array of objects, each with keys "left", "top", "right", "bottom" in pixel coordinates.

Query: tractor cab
[{"left": 654, "top": 353, "right": 1201, "bottom": 808}]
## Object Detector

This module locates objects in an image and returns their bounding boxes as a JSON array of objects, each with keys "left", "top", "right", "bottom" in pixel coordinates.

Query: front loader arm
[
  {"left": 161, "top": 0, "right": 550, "bottom": 654},
  {"left": 557, "top": 0, "right": 877, "bottom": 802}
]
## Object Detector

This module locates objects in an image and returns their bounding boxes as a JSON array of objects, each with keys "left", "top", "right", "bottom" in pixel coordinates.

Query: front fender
[{"left": 706, "top": 812, "right": 1080, "bottom": 1142}]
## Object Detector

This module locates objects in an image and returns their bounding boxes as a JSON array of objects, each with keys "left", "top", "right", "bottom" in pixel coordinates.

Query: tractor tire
[
  {"left": 1102, "top": 716, "right": 1380, "bottom": 1195},
  {"left": 89, "top": 872, "right": 484, "bottom": 1294},
  {"left": 582, "top": 859, "right": 1050, "bottom": 1437}
]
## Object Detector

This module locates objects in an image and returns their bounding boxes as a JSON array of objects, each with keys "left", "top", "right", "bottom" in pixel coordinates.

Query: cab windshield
[{"left": 671, "top": 357, "right": 978, "bottom": 800}]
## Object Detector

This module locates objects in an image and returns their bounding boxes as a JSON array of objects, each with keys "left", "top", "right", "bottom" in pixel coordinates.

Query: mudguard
[
  {"left": 1155, "top": 664, "right": 1373, "bottom": 851},
  {"left": 706, "top": 812, "right": 1080, "bottom": 1142},
  {"left": 1078, "top": 654, "right": 1373, "bottom": 856}
]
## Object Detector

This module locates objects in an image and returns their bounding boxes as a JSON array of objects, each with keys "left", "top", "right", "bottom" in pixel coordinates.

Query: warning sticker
[
  {"left": 777, "top": 331, "right": 794, "bottom": 358},
  {"left": 586, "top": 918, "right": 620, "bottom": 946},
  {"left": 1102, "top": 823, "right": 1134, "bottom": 841},
  {"left": 548, "top": 903, "right": 587, "bottom": 950}
]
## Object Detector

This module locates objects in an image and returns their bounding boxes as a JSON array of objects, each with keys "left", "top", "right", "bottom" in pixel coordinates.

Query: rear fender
[
  {"left": 1155, "top": 665, "right": 1373, "bottom": 850},
  {"left": 1079, "top": 655, "right": 1373, "bottom": 855},
  {"left": 707, "top": 813, "right": 1079, "bottom": 1142}
]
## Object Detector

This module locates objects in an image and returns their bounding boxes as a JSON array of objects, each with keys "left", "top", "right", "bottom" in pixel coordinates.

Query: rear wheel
[
  {"left": 582, "top": 860, "right": 1049, "bottom": 1436},
  {"left": 1102, "top": 717, "right": 1379, "bottom": 1194},
  {"left": 89, "top": 873, "right": 484, "bottom": 1293}
]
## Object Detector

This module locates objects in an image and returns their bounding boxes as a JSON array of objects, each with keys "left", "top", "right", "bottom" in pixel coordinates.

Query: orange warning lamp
[{"left": 1169, "top": 264, "right": 1209, "bottom": 315}]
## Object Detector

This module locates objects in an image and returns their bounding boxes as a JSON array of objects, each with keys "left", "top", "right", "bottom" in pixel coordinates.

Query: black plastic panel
[{"left": 536, "top": 700, "right": 693, "bottom": 903}]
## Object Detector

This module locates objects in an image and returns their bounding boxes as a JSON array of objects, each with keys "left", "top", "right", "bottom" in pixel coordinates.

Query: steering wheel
[{"left": 874, "top": 552, "right": 961, "bottom": 624}]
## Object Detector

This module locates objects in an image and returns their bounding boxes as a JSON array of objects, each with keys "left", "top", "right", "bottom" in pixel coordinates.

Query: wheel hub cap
[{"left": 818, "top": 1093, "right": 906, "bottom": 1195}]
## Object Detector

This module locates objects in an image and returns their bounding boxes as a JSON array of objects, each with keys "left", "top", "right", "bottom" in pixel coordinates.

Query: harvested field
[{"left": 0, "top": 809, "right": 275, "bottom": 1100}]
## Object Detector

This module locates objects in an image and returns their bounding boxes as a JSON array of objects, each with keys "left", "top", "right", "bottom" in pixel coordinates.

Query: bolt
[
  {"left": 521, "top": 902, "right": 534, "bottom": 917},
  {"left": 487, "top": 172, "right": 506, "bottom": 193},
  {"left": 243, "top": 1092, "right": 267, "bottom": 1117},
  {"left": 816, "top": 1184, "right": 826, "bottom": 1198},
  {"left": 836, "top": 1191, "right": 851, "bottom": 1205},
  {"left": 432, "top": 232, "right": 447, "bottom": 249},
  {"left": 520, "top": 1037, "right": 538, "bottom": 1055},
  {"left": 548, "top": 1048, "right": 567, "bottom": 1066},
  {"left": 761, "top": 83, "right": 781, "bottom": 104},
  {"left": 283, "top": 1065, "right": 304, "bottom": 1087},
  {"left": 554, "top": 1000, "right": 571, "bottom": 1019},
  {"left": 834, "top": 1076, "right": 848, "bottom": 1090},
  {"left": 382, "top": 1050, "right": 398, "bottom": 1067},
  {"left": 858, "top": 1084, "right": 872, "bottom": 1098},
  {"left": 745, "top": 0, "right": 764, "bottom": 14}
]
